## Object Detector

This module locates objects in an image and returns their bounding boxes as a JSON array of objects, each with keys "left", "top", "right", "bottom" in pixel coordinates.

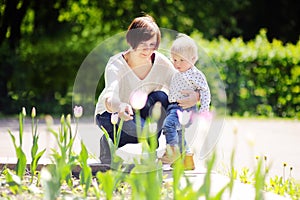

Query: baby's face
[{"left": 171, "top": 53, "right": 193, "bottom": 72}]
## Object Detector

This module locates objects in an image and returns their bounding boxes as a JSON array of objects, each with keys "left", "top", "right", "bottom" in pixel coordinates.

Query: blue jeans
[
  {"left": 162, "top": 103, "right": 196, "bottom": 152},
  {"left": 96, "top": 91, "right": 169, "bottom": 148}
]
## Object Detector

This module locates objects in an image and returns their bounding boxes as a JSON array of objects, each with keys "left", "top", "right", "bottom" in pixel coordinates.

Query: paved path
[
  {"left": 216, "top": 118, "right": 300, "bottom": 181},
  {"left": 0, "top": 117, "right": 298, "bottom": 199}
]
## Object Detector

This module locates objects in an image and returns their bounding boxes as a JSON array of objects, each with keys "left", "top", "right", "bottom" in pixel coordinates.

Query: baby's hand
[{"left": 177, "top": 90, "right": 200, "bottom": 109}]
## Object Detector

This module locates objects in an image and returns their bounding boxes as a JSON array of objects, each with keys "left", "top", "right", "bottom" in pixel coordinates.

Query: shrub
[{"left": 194, "top": 29, "right": 300, "bottom": 118}]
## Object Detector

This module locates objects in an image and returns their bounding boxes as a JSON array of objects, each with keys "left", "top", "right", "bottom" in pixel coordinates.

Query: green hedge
[
  {"left": 194, "top": 29, "right": 300, "bottom": 118},
  {"left": 1, "top": 38, "right": 89, "bottom": 115},
  {"left": 1, "top": 30, "right": 299, "bottom": 118}
]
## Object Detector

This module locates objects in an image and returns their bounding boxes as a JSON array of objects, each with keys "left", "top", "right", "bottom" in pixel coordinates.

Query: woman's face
[{"left": 134, "top": 35, "right": 157, "bottom": 58}]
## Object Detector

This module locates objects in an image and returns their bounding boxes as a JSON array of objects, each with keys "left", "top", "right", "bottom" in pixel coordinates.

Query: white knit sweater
[{"left": 95, "top": 51, "right": 175, "bottom": 115}]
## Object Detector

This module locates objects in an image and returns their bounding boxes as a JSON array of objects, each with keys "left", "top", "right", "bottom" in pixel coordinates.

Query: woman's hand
[
  {"left": 118, "top": 103, "right": 134, "bottom": 121},
  {"left": 106, "top": 98, "right": 133, "bottom": 121},
  {"left": 177, "top": 90, "right": 200, "bottom": 109}
]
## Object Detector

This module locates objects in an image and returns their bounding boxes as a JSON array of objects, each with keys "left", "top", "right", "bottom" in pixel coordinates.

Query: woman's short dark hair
[{"left": 126, "top": 15, "right": 161, "bottom": 50}]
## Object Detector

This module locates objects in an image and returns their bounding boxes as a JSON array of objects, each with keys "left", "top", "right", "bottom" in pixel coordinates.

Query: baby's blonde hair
[{"left": 171, "top": 33, "right": 198, "bottom": 64}]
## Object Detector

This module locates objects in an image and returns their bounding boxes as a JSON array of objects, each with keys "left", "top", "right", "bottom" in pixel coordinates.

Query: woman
[{"left": 95, "top": 14, "right": 199, "bottom": 165}]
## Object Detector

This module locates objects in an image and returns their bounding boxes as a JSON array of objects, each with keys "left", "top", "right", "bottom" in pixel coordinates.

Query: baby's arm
[{"left": 195, "top": 71, "right": 211, "bottom": 112}]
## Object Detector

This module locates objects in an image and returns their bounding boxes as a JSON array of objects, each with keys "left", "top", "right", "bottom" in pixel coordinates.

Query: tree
[
  {"left": 0, "top": 0, "right": 299, "bottom": 115},
  {"left": 235, "top": 0, "right": 300, "bottom": 43},
  {"left": 0, "top": 0, "right": 30, "bottom": 49}
]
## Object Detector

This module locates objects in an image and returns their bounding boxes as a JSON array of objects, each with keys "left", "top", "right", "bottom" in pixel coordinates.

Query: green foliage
[
  {"left": 40, "top": 166, "right": 61, "bottom": 200},
  {"left": 41, "top": 114, "right": 79, "bottom": 199},
  {"left": 78, "top": 141, "right": 92, "bottom": 197},
  {"left": 96, "top": 170, "right": 126, "bottom": 200},
  {"left": 222, "top": 153, "right": 300, "bottom": 200},
  {"left": 30, "top": 108, "right": 46, "bottom": 184},
  {"left": 195, "top": 29, "right": 300, "bottom": 118},
  {"left": 171, "top": 151, "right": 232, "bottom": 200},
  {"left": 101, "top": 126, "right": 124, "bottom": 169},
  {"left": 239, "top": 167, "right": 253, "bottom": 184},
  {"left": 2, "top": 29, "right": 299, "bottom": 117},
  {"left": 56, "top": 0, "right": 249, "bottom": 40},
  {"left": 3, "top": 169, "right": 22, "bottom": 194},
  {"left": 266, "top": 176, "right": 300, "bottom": 199},
  {"left": 127, "top": 127, "right": 163, "bottom": 200},
  {"left": 254, "top": 157, "right": 268, "bottom": 200},
  {"left": 1, "top": 0, "right": 300, "bottom": 117},
  {"left": 47, "top": 114, "right": 78, "bottom": 188},
  {"left": 8, "top": 112, "right": 27, "bottom": 180},
  {"left": 128, "top": 167, "right": 163, "bottom": 200},
  {"left": 7, "top": 38, "right": 87, "bottom": 114},
  {"left": 4, "top": 107, "right": 47, "bottom": 195},
  {"left": 2, "top": 108, "right": 300, "bottom": 199}
]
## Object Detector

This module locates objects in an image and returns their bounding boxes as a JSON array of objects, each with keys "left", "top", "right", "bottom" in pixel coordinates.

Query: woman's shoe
[
  {"left": 99, "top": 136, "right": 111, "bottom": 165},
  {"left": 160, "top": 145, "right": 180, "bottom": 164}
]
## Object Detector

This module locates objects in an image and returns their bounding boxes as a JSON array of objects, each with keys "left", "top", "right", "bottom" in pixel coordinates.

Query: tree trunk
[{"left": 0, "top": 0, "right": 30, "bottom": 49}]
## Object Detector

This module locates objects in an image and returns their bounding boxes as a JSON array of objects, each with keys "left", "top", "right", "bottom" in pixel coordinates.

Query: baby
[{"left": 161, "top": 33, "right": 211, "bottom": 169}]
